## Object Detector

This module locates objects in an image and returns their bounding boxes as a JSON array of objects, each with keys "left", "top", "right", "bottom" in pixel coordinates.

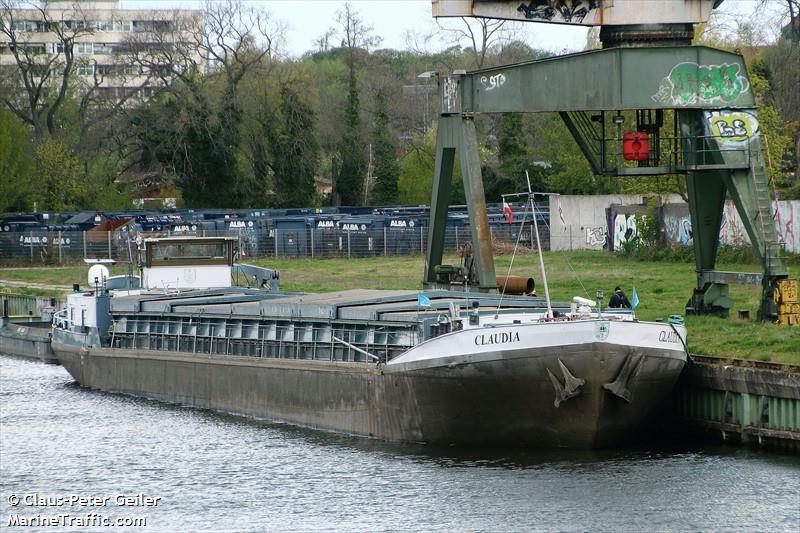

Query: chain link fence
[{"left": 0, "top": 222, "right": 549, "bottom": 265}]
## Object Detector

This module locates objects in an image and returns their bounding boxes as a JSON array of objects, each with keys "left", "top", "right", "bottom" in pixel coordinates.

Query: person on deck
[{"left": 608, "top": 286, "right": 632, "bottom": 309}]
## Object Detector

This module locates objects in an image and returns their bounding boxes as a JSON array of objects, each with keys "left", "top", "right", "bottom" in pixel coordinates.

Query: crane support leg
[
  {"left": 680, "top": 110, "right": 789, "bottom": 320},
  {"left": 425, "top": 115, "right": 496, "bottom": 290}
]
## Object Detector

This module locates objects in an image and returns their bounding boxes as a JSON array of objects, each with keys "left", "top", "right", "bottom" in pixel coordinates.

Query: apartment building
[{"left": 0, "top": 0, "right": 203, "bottom": 100}]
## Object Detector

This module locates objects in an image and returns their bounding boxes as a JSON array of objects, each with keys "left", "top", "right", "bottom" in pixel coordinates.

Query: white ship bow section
[{"left": 387, "top": 318, "right": 687, "bottom": 371}]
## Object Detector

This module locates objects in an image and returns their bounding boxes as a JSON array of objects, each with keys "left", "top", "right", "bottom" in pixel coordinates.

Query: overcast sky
[{"left": 121, "top": 1, "right": 777, "bottom": 58}]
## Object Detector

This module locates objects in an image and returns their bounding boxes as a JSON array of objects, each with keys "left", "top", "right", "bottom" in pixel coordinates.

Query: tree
[
  {"left": 370, "top": 91, "right": 399, "bottom": 205},
  {"left": 527, "top": 113, "right": 618, "bottom": 195},
  {"left": 336, "top": 63, "right": 366, "bottom": 205},
  {"left": 759, "top": 0, "right": 799, "bottom": 39},
  {"left": 332, "top": 3, "right": 378, "bottom": 206},
  {"left": 270, "top": 83, "right": 319, "bottom": 208},
  {"left": 0, "top": 108, "right": 33, "bottom": 211},
  {"left": 488, "top": 112, "right": 537, "bottom": 199},
  {"left": 126, "top": 0, "right": 282, "bottom": 207},
  {"left": 0, "top": 0, "right": 94, "bottom": 139},
  {"left": 437, "top": 17, "right": 520, "bottom": 69},
  {"left": 398, "top": 127, "right": 465, "bottom": 205},
  {"left": 31, "top": 137, "right": 86, "bottom": 211},
  {"left": 761, "top": 38, "right": 800, "bottom": 189}
]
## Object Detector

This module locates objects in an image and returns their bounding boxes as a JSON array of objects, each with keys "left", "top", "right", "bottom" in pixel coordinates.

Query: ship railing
[{"left": 52, "top": 309, "right": 71, "bottom": 330}]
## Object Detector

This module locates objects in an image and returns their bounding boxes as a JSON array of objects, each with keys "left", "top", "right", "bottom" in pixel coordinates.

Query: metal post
[
  {"left": 383, "top": 227, "right": 387, "bottom": 257},
  {"left": 58, "top": 231, "right": 62, "bottom": 264},
  {"left": 83, "top": 231, "right": 87, "bottom": 260},
  {"left": 347, "top": 228, "right": 351, "bottom": 259},
  {"left": 274, "top": 229, "right": 278, "bottom": 258},
  {"left": 531, "top": 225, "right": 535, "bottom": 251},
  {"left": 419, "top": 227, "right": 424, "bottom": 255},
  {"left": 310, "top": 227, "right": 315, "bottom": 259},
  {"left": 30, "top": 231, "right": 34, "bottom": 262},
  {"left": 455, "top": 226, "right": 459, "bottom": 250},
  {"left": 107, "top": 231, "right": 112, "bottom": 259}
]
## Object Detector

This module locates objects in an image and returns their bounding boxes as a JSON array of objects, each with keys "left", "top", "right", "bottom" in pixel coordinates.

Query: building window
[
  {"left": 75, "top": 42, "right": 93, "bottom": 55},
  {"left": 12, "top": 20, "right": 41, "bottom": 32},
  {"left": 113, "top": 20, "right": 132, "bottom": 32},
  {"left": 76, "top": 63, "right": 95, "bottom": 76},
  {"left": 94, "top": 43, "right": 114, "bottom": 55},
  {"left": 132, "top": 21, "right": 154, "bottom": 33},
  {"left": 10, "top": 43, "right": 47, "bottom": 55},
  {"left": 96, "top": 20, "right": 114, "bottom": 32}
]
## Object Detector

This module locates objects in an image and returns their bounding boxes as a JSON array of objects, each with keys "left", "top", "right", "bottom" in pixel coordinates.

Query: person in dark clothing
[{"left": 608, "top": 286, "right": 631, "bottom": 308}]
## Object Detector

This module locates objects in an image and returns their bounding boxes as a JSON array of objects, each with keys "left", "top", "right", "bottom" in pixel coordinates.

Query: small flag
[
  {"left": 502, "top": 200, "right": 513, "bottom": 223},
  {"left": 631, "top": 288, "right": 639, "bottom": 311},
  {"left": 418, "top": 293, "right": 431, "bottom": 308}
]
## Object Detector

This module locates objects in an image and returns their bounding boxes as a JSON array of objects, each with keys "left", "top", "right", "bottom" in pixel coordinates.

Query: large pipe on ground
[{"left": 497, "top": 276, "right": 535, "bottom": 296}]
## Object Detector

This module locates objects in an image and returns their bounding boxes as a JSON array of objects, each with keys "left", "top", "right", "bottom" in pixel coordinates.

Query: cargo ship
[{"left": 51, "top": 235, "right": 688, "bottom": 448}]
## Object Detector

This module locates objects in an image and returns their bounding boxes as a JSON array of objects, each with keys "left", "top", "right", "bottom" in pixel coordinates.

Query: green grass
[{"left": 2, "top": 251, "right": 798, "bottom": 363}]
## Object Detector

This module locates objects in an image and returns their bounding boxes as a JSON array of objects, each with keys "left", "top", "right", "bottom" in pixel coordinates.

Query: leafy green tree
[
  {"left": 270, "top": 84, "right": 320, "bottom": 208},
  {"left": 485, "top": 112, "right": 541, "bottom": 200},
  {"left": 337, "top": 65, "right": 367, "bottom": 205},
  {"left": 31, "top": 137, "right": 86, "bottom": 211},
  {"left": 370, "top": 91, "right": 399, "bottom": 205},
  {"left": 398, "top": 127, "right": 465, "bottom": 205},
  {"left": 0, "top": 109, "right": 34, "bottom": 212},
  {"left": 527, "top": 113, "right": 618, "bottom": 195},
  {"left": 179, "top": 100, "right": 243, "bottom": 208},
  {"left": 331, "top": 3, "right": 380, "bottom": 206}
]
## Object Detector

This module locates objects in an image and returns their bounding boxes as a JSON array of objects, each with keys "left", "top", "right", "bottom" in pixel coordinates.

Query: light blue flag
[
  {"left": 631, "top": 288, "right": 639, "bottom": 311},
  {"left": 418, "top": 293, "right": 431, "bottom": 308}
]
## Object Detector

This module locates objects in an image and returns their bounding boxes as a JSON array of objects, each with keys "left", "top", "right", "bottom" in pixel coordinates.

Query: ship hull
[{"left": 53, "top": 320, "right": 686, "bottom": 449}]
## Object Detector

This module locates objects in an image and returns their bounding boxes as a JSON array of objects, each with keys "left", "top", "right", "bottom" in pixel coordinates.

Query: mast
[{"left": 525, "top": 171, "right": 553, "bottom": 319}]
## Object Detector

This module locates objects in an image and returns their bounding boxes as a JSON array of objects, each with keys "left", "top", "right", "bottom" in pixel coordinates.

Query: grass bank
[{"left": 2, "top": 251, "right": 798, "bottom": 363}]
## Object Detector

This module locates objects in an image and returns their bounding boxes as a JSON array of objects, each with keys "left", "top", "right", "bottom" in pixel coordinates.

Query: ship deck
[{"left": 108, "top": 287, "right": 574, "bottom": 324}]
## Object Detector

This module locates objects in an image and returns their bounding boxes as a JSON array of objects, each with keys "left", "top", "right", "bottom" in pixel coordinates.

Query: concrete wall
[
  {"left": 550, "top": 195, "right": 800, "bottom": 254},
  {"left": 549, "top": 194, "right": 683, "bottom": 251},
  {"left": 663, "top": 200, "right": 800, "bottom": 253}
]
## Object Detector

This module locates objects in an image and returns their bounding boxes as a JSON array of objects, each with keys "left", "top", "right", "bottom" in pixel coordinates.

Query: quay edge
[{"left": 672, "top": 355, "right": 800, "bottom": 452}]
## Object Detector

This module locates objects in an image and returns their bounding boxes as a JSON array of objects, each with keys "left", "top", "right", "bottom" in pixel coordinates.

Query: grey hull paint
[
  {"left": 52, "top": 333, "right": 685, "bottom": 448},
  {"left": 0, "top": 323, "right": 58, "bottom": 364}
]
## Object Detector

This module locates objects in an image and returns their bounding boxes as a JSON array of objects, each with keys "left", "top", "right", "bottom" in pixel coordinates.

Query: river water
[{"left": 1, "top": 355, "right": 798, "bottom": 532}]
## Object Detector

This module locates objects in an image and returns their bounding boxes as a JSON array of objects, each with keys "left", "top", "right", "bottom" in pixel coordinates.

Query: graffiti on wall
[
  {"left": 442, "top": 76, "right": 459, "bottom": 113},
  {"left": 585, "top": 226, "right": 606, "bottom": 248},
  {"left": 516, "top": 0, "right": 598, "bottom": 22},
  {"left": 651, "top": 62, "right": 750, "bottom": 106},
  {"left": 774, "top": 202, "right": 798, "bottom": 254},
  {"left": 607, "top": 212, "right": 640, "bottom": 251},
  {"left": 704, "top": 110, "right": 759, "bottom": 145},
  {"left": 480, "top": 73, "right": 506, "bottom": 91},
  {"left": 662, "top": 201, "right": 799, "bottom": 254},
  {"left": 718, "top": 202, "right": 748, "bottom": 248}
]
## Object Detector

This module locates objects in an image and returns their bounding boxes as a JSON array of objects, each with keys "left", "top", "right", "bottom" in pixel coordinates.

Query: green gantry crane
[{"left": 424, "top": 0, "right": 796, "bottom": 323}]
